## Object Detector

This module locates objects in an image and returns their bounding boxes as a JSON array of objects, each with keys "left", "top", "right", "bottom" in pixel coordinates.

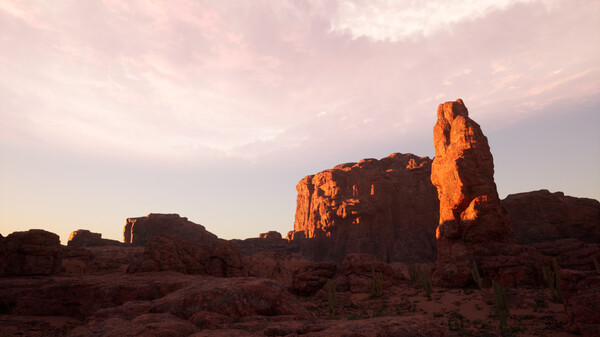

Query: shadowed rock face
[
  {"left": 430, "top": 99, "right": 544, "bottom": 287},
  {"left": 123, "top": 213, "right": 218, "bottom": 246},
  {"left": 0, "top": 229, "right": 62, "bottom": 276},
  {"left": 289, "top": 153, "right": 439, "bottom": 263},
  {"left": 503, "top": 190, "right": 600, "bottom": 244}
]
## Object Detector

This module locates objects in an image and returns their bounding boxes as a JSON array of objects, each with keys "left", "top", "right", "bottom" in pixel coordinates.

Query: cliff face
[{"left": 290, "top": 153, "right": 439, "bottom": 263}]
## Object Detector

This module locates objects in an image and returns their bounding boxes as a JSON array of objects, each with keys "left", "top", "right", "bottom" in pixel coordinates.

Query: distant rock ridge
[
  {"left": 503, "top": 189, "right": 600, "bottom": 244},
  {"left": 123, "top": 213, "right": 218, "bottom": 247},
  {"left": 288, "top": 152, "right": 439, "bottom": 263},
  {"left": 67, "top": 229, "right": 122, "bottom": 247}
]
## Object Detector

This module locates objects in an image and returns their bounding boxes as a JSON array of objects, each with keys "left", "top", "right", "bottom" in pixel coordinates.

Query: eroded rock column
[{"left": 431, "top": 99, "right": 530, "bottom": 287}]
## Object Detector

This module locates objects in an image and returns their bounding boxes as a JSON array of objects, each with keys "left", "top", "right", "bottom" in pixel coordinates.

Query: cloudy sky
[{"left": 1, "top": 0, "right": 599, "bottom": 244}]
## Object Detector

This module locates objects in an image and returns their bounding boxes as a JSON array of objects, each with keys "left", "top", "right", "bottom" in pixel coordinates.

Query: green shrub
[
  {"left": 327, "top": 279, "right": 337, "bottom": 319},
  {"left": 472, "top": 260, "right": 483, "bottom": 289},
  {"left": 542, "top": 257, "right": 563, "bottom": 303},
  {"left": 492, "top": 280, "right": 509, "bottom": 335},
  {"left": 370, "top": 267, "right": 383, "bottom": 298}
]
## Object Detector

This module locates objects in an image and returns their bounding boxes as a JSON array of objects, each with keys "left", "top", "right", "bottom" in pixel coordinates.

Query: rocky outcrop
[
  {"left": 290, "top": 262, "right": 337, "bottom": 296},
  {"left": 336, "top": 253, "right": 404, "bottom": 293},
  {"left": 531, "top": 239, "right": 600, "bottom": 271},
  {"left": 62, "top": 246, "right": 145, "bottom": 274},
  {"left": 430, "top": 99, "right": 544, "bottom": 287},
  {"left": 0, "top": 229, "right": 62, "bottom": 276},
  {"left": 67, "top": 229, "right": 122, "bottom": 247},
  {"left": 258, "top": 231, "right": 282, "bottom": 240},
  {"left": 289, "top": 153, "right": 439, "bottom": 263},
  {"left": 123, "top": 213, "right": 218, "bottom": 246},
  {"left": 127, "top": 234, "right": 245, "bottom": 277},
  {"left": 503, "top": 190, "right": 600, "bottom": 244},
  {"left": 560, "top": 269, "right": 600, "bottom": 337}
]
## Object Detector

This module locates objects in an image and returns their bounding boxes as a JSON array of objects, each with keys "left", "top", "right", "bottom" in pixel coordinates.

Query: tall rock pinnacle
[{"left": 431, "top": 99, "right": 534, "bottom": 286}]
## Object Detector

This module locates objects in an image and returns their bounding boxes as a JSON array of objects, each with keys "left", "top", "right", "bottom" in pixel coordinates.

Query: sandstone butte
[{"left": 288, "top": 153, "right": 439, "bottom": 263}]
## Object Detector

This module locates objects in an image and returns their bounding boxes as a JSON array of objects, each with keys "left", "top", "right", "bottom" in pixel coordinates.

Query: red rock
[
  {"left": 532, "top": 239, "right": 600, "bottom": 271},
  {"left": 430, "top": 100, "right": 545, "bottom": 287},
  {"left": 0, "top": 229, "right": 62, "bottom": 276},
  {"left": 150, "top": 277, "right": 314, "bottom": 322},
  {"left": 290, "top": 152, "right": 439, "bottom": 263},
  {"left": 560, "top": 269, "right": 600, "bottom": 337},
  {"left": 127, "top": 234, "right": 245, "bottom": 277},
  {"left": 61, "top": 246, "right": 145, "bottom": 274},
  {"left": 123, "top": 213, "right": 218, "bottom": 246},
  {"left": 258, "top": 231, "right": 282, "bottom": 240},
  {"left": 67, "top": 229, "right": 122, "bottom": 247},
  {"left": 290, "top": 262, "right": 337, "bottom": 296},
  {"left": 244, "top": 251, "right": 313, "bottom": 288},
  {"left": 338, "top": 253, "right": 404, "bottom": 293},
  {"left": 503, "top": 190, "right": 600, "bottom": 244}
]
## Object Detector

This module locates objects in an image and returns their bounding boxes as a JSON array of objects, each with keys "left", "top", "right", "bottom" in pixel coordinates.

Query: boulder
[
  {"left": 430, "top": 99, "right": 544, "bottom": 287},
  {"left": 560, "top": 269, "right": 600, "bottom": 337},
  {"left": 128, "top": 234, "right": 245, "bottom": 277},
  {"left": 123, "top": 213, "right": 218, "bottom": 246},
  {"left": 503, "top": 190, "right": 600, "bottom": 244},
  {"left": 0, "top": 229, "right": 62, "bottom": 276},
  {"left": 67, "top": 229, "right": 122, "bottom": 247},
  {"left": 289, "top": 153, "right": 439, "bottom": 263}
]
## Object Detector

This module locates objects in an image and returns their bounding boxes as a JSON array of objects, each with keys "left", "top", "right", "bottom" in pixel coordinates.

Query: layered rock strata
[{"left": 289, "top": 153, "right": 439, "bottom": 263}]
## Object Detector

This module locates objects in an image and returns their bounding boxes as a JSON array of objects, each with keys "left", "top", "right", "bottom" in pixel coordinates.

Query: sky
[{"left": 1, "top": 0, "right": 599, "bottom": 244}]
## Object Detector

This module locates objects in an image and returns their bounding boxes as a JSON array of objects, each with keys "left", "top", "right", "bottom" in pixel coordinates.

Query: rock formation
[
  {"left": 0, "top": 229, "right": 62, "bottom": 276},
  {"left": 560, "top": 269, "right": 600, "bottom": 337},
  {"left": 127, "top": 234, "right": 245, "bottom": 277},
  {"left": 123, "top": 213, "right": 218, "bottom": 246},
  {"left": 258, "top": 231, "right": 283, "bottom": 240},
  {"left": 289, "top": 153, "right": 439, "bottom": 263},
  {"left": 67, "top": 229, "right": 122, "bottom": 247},
  {"left": 430, "top": 99, "right": 544, "bottom": 287},
  {"left": 503, "top": 190, "right": 600, "bottom": 244}
]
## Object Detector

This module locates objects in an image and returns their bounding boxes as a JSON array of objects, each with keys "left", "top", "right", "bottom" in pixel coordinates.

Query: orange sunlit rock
[
  {"left": 290, "top": 153, "right": 439, "bottom": 263},
  {"left": 430, "top": 99, "right": 544, "bottom": 287}
]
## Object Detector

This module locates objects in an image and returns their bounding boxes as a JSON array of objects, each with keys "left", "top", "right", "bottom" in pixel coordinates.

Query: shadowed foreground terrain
[{"left": 1, "top": 100, "right": 598, "bottom": 337}]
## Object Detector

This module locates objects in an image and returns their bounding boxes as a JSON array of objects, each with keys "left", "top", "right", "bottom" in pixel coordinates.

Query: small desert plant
[
  {"left": 409, "top": 264, "right": 422, "bottom": 285},
  {"left": 492, "top": 280, "right": 509, "bottom": 335},
  {"left": 433, "top": 311, "right": 444, "bottom": 317},
  {"left": 370, "top": 267, "right": 383, "bottom": 298},
  {"left": 327, "top": 279, "right": 337, "bottom": 319},
  {"left": 422, "top": 267, "right": 433, "bottom": 299},
  {"left": 593, "top": 257, "right": 599, "bottom": 271},
  {"left": 542, "top": 257, "right": 563, "bottom": 303},
  {"left": 472, "top": 260, "right": 483, "bottom": 289}
]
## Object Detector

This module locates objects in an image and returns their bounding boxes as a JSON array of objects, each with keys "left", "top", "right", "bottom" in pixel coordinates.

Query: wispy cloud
[{"left": 0, "top": 0, "right": 598, "bottom": 164}]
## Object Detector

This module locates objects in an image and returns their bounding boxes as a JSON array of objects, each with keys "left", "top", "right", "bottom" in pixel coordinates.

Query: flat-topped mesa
[
  {"left": 431, "top": 99, "right": 542, "bottom": 287},
  {"left": 123, "top": 213, "right": 218, "bottom": 247},
  {"left": 290, "top": 152, "right": 439, "bottom": 263}
]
